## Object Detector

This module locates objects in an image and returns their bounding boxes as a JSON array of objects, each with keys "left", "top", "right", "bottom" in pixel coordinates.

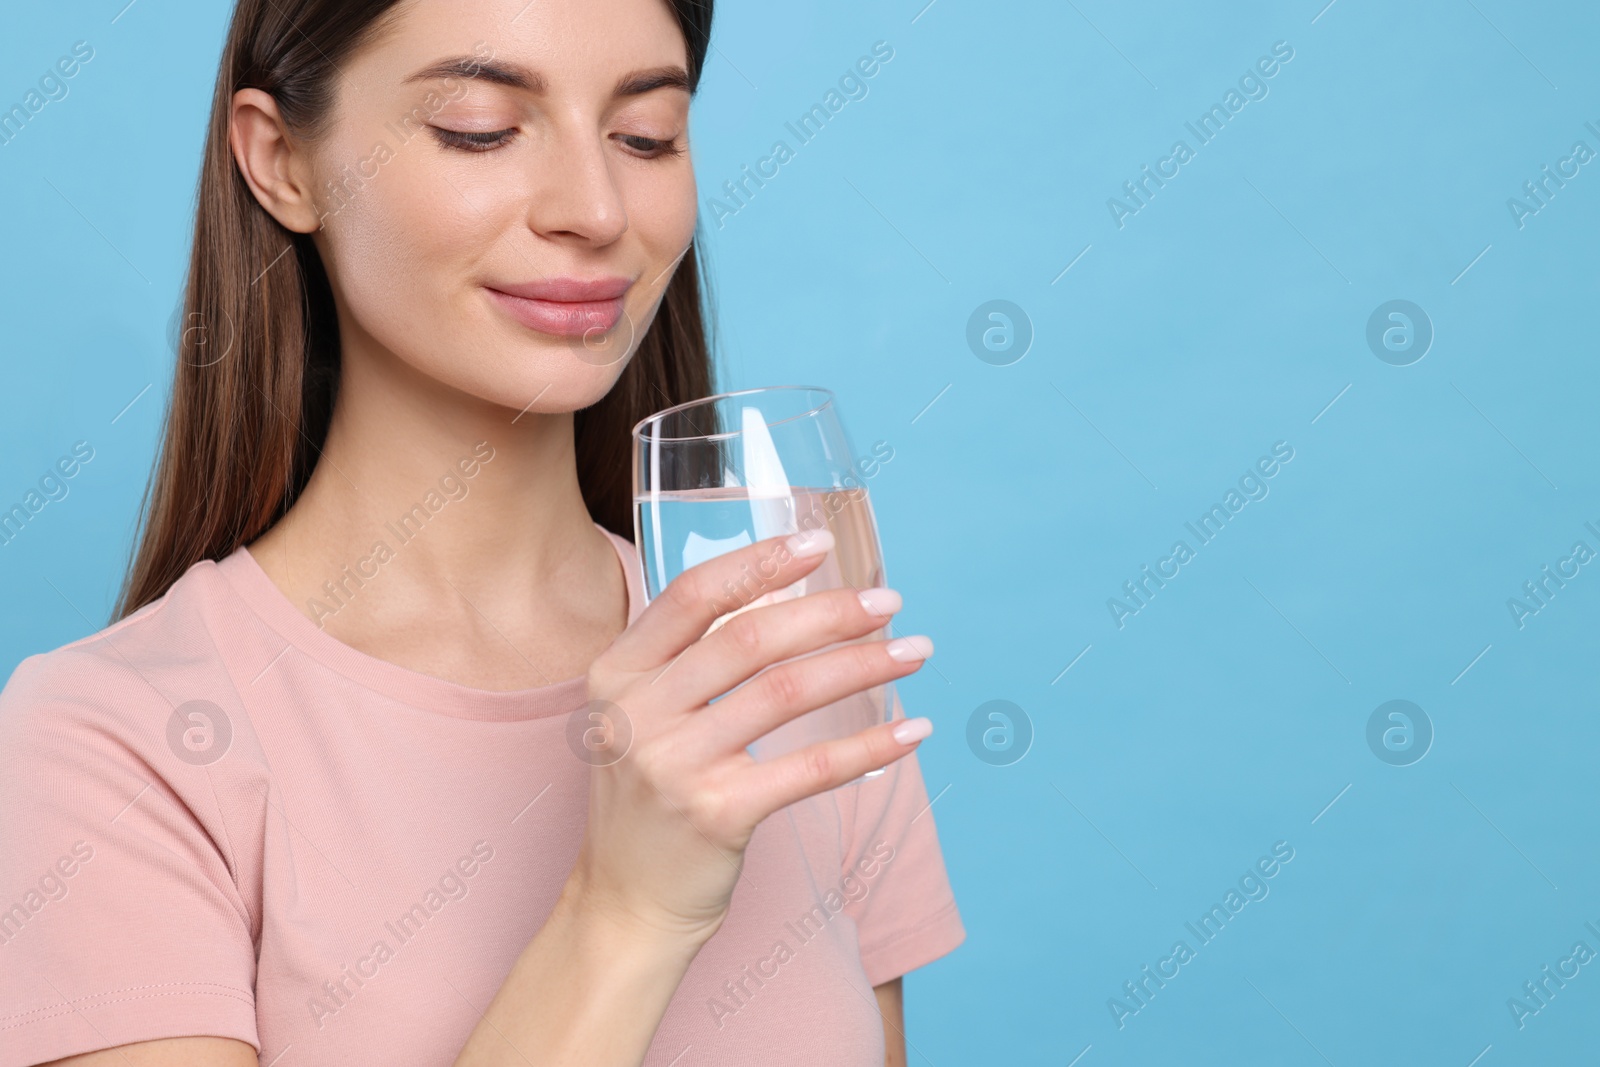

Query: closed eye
[
  {"left": 616, "top": 133, "right": 684, "bottom": 159},
  {"left": 428, "top": 126, "right": 683, "bottom": 159},
  {"left": 430, "top": 126, "right": 517, "bottom": 152}
]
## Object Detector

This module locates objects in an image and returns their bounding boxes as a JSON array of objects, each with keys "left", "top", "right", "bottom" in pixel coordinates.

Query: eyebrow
[{"left": 403, "top": 57, "right": 691, "bottom": 97}]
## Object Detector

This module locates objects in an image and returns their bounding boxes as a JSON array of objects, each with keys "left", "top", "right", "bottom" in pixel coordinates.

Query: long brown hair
[{"left": 114, "top": 0, "right": 717, "bottom": 621}]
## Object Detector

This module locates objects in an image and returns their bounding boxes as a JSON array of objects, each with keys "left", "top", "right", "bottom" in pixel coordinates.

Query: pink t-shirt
[{"left": 0, "top": 525, "right": 963, "bottom": 1066}]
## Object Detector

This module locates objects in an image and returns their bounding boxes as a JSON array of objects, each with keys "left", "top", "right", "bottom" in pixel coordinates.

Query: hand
[{"left": 566, "top": 526, "right": 934, "bottom": 946}]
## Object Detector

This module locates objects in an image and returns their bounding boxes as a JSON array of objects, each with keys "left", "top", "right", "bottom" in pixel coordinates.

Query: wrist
[
  {"left": 556, "top": 868, "right": 724, "bottom": 958},
  {"left": 455, "top": 867, "right": 715, "bottom": 1065}
]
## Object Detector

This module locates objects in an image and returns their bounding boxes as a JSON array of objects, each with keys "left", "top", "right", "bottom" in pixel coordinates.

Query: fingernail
[
  {"left": 858, "top": 587, "right": 902, "bottom": 617},
  {"left": 886, "top": 635, "right": 933, "bottom": 662},
  {"left": 787, "top": 527, "right": 834, "bottom": 558},
  {"left": 892, "top": 717, "right": 933, "bottom": 744}
]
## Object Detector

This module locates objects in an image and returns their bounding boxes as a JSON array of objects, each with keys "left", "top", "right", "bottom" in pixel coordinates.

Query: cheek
[
  {"left": 621, "top": 162, "right": 698, "bottom": 298},
  {"left": 315, "top": 139, "right": 545, "bottom": 401},
  {"left": 319, "top": 143, "right": 488, "bottom": 337},
  {"left": 645, "top": 165, "right": 698, "bottom": 242}
]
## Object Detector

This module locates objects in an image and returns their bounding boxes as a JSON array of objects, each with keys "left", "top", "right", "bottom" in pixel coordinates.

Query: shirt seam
[
  {"left": 189, "top": 591, "right": 267, "bottom": 939},
  {"left": 0, "top": 982, "right": 255, "bottom": 1030},
  {"left": 856, "top": 896, "right": 963, "bottom": 963},
  {"left": 28, "top": 589, "right": 178, "bottom": 662},
  {"left": 210, "top": 553, "right": 589, "bottom": 722}
]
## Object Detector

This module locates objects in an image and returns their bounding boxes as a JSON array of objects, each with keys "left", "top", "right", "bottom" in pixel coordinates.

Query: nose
[{"left": 526, "top": 122, "right": 629, "bottom": 247}]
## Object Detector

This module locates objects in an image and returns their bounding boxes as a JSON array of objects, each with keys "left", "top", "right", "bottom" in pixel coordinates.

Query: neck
[{"left": 247, "top": 338, "right": 628, "bottom": 689}]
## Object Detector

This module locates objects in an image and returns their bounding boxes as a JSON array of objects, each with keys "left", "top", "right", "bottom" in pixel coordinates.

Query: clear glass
[{"left": 631, "top": 385, "right": 891, "bottom": 784}]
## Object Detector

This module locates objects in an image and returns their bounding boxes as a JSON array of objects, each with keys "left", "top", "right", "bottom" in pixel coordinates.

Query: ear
[{"left": 229, "top": 88, "right": 322, "bottom": 234}]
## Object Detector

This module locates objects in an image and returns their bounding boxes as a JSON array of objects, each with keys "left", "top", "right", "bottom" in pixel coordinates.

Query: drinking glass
[{"left": 632, "top": 385, "right": 892, "bottom": 782}]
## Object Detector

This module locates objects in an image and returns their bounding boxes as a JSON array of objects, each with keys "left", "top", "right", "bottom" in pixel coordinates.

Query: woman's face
[{"left": 294, "top": 0, "right": 696, "bottom": 413}]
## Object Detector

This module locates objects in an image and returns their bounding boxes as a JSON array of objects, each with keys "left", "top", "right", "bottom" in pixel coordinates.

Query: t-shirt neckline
[{"left": 214, "top": 521, "right": 642, "bottom": 723}]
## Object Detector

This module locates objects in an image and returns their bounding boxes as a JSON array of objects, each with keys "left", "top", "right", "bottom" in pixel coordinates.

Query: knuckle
[
  {"left": 866, "top": 727, "right": 899, "bottom": 767},
  {"left": 586, "top": 660, "right": 619, "bottom": 696},
  {"left": 764, "top": 665, "right": 808, "bottom": 710},
  {"left": 629, "top": 737, "right": 674, "bottom": 785},
  {"left": 684, "top": 782, "right": 735, "bottom": 831},
  {"left": 662, "top": 570, "right": 706, "bottom": 615},
  {"left": 827, "top": 589, "right": 859, "bottom": 632},
  {"left": 853, "top": 641, "right": 885, "bottom": 677},
  {"left": 725, "top": 614, "right": 765, "bottom": 658},
  {"left": 801, "top": 745, "right": 834, "bottom": 786}
]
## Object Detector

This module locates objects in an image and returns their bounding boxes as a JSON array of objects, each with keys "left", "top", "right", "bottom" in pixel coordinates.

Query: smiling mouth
[{"left": 483, "top": 277, "right": 632, "bottom": 339}]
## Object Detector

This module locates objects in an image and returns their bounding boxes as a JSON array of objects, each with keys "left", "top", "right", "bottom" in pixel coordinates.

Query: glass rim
[{"left": 630, "top": 384, "right": 836, "bottom": 444}]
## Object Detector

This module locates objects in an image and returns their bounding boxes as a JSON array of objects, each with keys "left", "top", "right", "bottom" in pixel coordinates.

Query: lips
[{"left": 484, "top": 276, "right": 632, "bottom": 338}]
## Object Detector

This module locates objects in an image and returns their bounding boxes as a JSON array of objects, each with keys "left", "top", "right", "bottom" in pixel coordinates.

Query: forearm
[
  {"left": 874, "top": 978, "right": 906, "bottom": 1067},
  {"left": 452, "top": 880, "right": 708, "bottom": 1067}
]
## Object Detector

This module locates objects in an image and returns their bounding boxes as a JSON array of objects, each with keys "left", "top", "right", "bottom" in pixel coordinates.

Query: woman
[{"left": 0, "top": 0, "right": 964, "bottom": 1064}]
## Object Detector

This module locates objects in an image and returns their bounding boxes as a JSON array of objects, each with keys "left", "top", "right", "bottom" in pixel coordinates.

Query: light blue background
[{"left": 4, "top": 1, "right": 1598, "bottom": 1064}]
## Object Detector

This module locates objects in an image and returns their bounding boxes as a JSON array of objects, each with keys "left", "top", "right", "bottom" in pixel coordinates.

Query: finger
[
  {"left": 604, "top": 526, "right": 834, "bottom": 675},
  {"left": 649, "top": 583, "right": 906, "bottom": 712},
  {"left": 684, "top": 632, "right": 932, "bottom": 757},
  {"left": 742, "top": 715, "right": 935, "bottom": 817}
]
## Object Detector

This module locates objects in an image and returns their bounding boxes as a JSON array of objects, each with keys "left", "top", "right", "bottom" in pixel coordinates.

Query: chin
[
  {"left": 471, "top": 356, "right": 631, "bottom": 418},
  {"left": 370, "top": 304, "right": 642, "bottom": 418}
]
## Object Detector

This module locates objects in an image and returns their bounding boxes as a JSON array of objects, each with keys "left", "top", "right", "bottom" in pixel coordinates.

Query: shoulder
[
  {"left": 0, "top": 566, "right": 267, "bottom": 1063},
  {"left": 0, "top": 557, "right": 268, "bottom": 915},
  {"left": 0, "top": 555, "right": 251, "bottom": 772}
]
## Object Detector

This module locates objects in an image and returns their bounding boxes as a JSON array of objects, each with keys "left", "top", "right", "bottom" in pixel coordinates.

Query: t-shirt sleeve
[
  {"left": 838, "top": 685, "right": 965, "bottom": 987},
  {"left": 0, "top": 647, "right": 259, "bottom": 1067}
]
